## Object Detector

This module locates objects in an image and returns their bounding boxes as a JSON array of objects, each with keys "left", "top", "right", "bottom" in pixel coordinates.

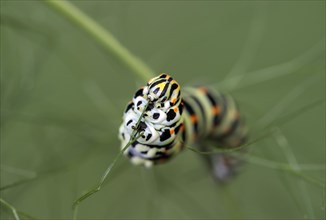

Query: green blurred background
[{"left": 1, "top": 1, "right": 325, "bottom": 219}]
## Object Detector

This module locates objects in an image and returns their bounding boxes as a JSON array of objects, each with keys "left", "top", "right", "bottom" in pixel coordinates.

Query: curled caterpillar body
[
  {"left": 119, "top": 74, "right": 248, "bottom": 172},
  {"left": 119, "top": 74, "right": 184, "bottom": 167}
]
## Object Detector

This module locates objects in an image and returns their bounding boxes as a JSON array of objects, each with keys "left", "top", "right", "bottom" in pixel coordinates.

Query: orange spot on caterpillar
[
  {"left": 173, "top": 107, "right": 178, "bottom": 113},
  {"left": 191, "top": 115, "right": 197, "bottom": 123},
  {"left": 212, "top": 106, "right": 221, "bottom": 115},
  {"left": 172, "top": 98, "right": 177, "bottom": 104},
  {"left": 170, "top": 129, "right": 175, "bottom": 135}
]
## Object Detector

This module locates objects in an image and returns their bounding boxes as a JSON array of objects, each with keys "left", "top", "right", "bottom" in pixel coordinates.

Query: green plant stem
[
  {"left": 43, "top": 0, "right": 154, "bottom": 82},
  {"left": 187, "top": 147, "right": 325, "bottom": 187},
  {"left": 0, "top": 198, "right": 20, "bottom": 220},
  {"left": 72, "top": 104, "right": 148, "bottom": 219}
]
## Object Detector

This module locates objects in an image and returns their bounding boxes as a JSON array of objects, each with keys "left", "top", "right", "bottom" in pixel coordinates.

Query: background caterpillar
[{"left": 119, "top": 74, "right": 248, "bottom": 180}]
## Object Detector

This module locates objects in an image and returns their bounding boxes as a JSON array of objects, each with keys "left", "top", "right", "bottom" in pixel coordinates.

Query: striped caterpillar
[{"left": 119, "top": 74, "right": 248, "bottom": 180}]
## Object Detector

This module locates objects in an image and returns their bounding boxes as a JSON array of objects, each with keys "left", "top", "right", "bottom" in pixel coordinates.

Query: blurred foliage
[{"left": 1, "top": 1, "right": 325, "bottom": 220}]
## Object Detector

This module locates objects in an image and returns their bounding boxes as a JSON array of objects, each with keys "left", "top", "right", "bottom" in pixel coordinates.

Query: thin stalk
[
  {"left": 0, "top": 198, "right": 20, "bottom": 220},
  {"left": 188, "top": 146, "right": 325, "bottom": 187},
  {"left": 237, "top": 153, "right": 325, "bottom": 188},
  {"left": 274, "top": 130, "right": 315, "bottom": 219},
  {"left": 43, "top": 0, "right": 154, "bottom": 82},
  {"left": 72, "top": 102, "right": 149, "bottom": 219},
  {"left": 72, "top": 134, "right": 141, "bottom": 219}
]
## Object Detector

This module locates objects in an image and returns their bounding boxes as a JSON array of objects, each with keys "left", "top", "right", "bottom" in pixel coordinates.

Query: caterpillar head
[{"left": 144, "top": 74, "right": 174, "bottom": 101}]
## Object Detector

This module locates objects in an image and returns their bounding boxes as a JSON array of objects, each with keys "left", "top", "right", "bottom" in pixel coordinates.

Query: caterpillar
[{"left": 119, "top": 74, "right": 248, "bottom": 180}]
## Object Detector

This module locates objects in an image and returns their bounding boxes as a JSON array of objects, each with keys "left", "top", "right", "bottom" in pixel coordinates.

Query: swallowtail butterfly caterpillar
[{"left": 119, "top": 74, "right": 248, "bottom": 181}]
